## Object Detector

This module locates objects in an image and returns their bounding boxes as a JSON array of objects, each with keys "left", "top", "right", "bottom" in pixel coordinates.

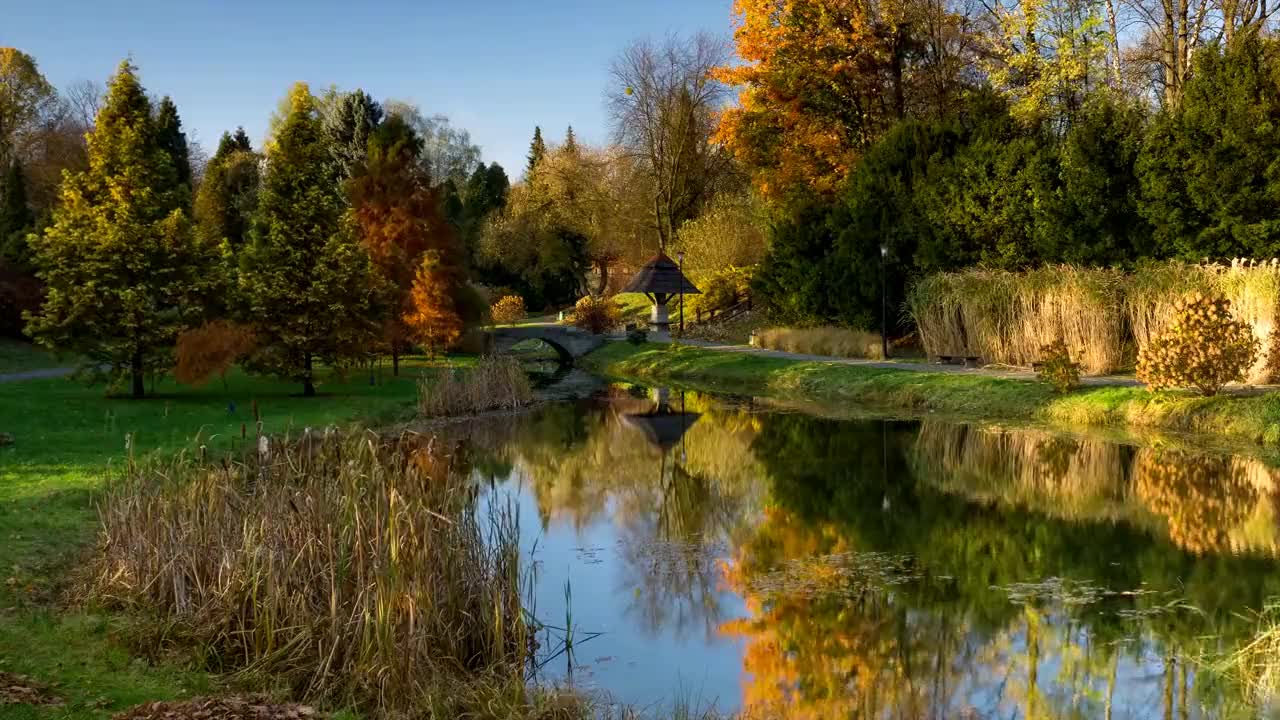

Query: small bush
[
  {"left": 418, "top": 356, "right": 533, "bottom": 416},
  {"left": 490, "top": 295, "right": 527, "bottom": 326},
  {"left": 687, "top": 265, "right": 754, "bottom": 320},
  {"left": 627, "top": 326, "right": 649, "bottom": 345},
  {"left": 174, "top": 320, "right": 257, "bottom": 388},
  {"left": 1137, "top": 293, "right": 1260, "bottom": 396},
  {"left": 1036, "top": 339, "right": 1080, "bottom": 393},
  {"left": 755, "top": 326, "right": 884, "bottom": 359},
  {"left": 570, "top": 295, "right": 621, "bottom": 335}
]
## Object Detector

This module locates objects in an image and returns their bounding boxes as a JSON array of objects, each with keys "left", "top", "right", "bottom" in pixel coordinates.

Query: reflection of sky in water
[{"left": 466, "top": 389, "right": 1280, "bottom": 718}]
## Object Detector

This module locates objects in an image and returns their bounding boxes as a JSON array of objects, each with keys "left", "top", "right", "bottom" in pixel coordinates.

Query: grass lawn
[
  {"left": 583, "top": 341, "right": 1280, "bottom": 450},
  {"left": 0, "top": 357, "right": 468, "bottom": 719},
  {"left": 0, "top": 340, "right": 68, "bottom": 375}
]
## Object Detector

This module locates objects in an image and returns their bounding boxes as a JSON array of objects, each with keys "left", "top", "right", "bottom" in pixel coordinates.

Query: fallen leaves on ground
[
  {"left": 112, "top": 694, "right": 321, "bottom": 720},
  {"left": 0, "top": 671, "right": 61, "bottom": 706}
]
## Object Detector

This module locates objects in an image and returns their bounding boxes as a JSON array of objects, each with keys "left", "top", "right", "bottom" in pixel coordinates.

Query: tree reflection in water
[{"left": 452, "top": 389, "right": 1280, "bottom": 717}]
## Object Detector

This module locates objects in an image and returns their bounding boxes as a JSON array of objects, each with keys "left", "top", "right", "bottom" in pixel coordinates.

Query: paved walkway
[
  {"left": 656, "top": 337, "right": 1143, "bottom": 388},
  {"left": 0, "top": 366, "right": 75, "bottom": 383}
]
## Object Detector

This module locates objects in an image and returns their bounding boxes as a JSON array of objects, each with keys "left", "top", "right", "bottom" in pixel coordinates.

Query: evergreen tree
[
  {"left": 0, "top": 159, "right": 33, "bottom": 268},
  {"left": 155, "top": 95, "right": 192, "bottom": 190},
  {"left": 26, "top": 61, "right": 218, "bottom": 398},
  {"left": 484, "top": 162, "right": 510, "bottom": 211},
  {"left": 238, "top": 83, "right": 389, "bottom": 397},
  {"left": 526, "top": 126, "right": 546, "bottom": 178},
  {"left": 564, "top": 125, "right": 579, "bottom": 156},
  {"left": 322, "top": 88, "right": 383, "bottom": 180},
  {"left": 194, "top": 128, "right": 260, "bottom": 249}
]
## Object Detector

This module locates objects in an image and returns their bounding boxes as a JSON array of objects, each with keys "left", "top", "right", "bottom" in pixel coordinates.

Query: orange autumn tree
[
  {"left": 714, "top": 0, "right": 974, "bottom": 200},
  {"left": 348, "top": 113, "right": 466, "bottom": 373},
  {"left": 404, "top": 251, "right": 465, "bottom": 357},
  {"left": 174, "top": 320, "right": 257, "bottom": 390}
]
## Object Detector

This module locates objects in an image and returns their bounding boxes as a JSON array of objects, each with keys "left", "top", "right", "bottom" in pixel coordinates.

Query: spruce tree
[
  {"left": 322, "top": 88, "right": 383, "bottom": 180},
  {"left": 238, "top": 83, "right": 388, "bottom": 396},
  {"left": 155, "top": 96, "right": 192, "bottom": 190},
  {"left": 27, "top": 61, "right": 218, "bottom": 398},
  {"left": 0, "top": 159, "right": 33, "bottom": 268},
  {"left": 527, "top": 126, "right": 546, "bottom": 178},
  {"left": 564, "top": 125, "right": 579, "bottom": 156},
  {"left": 195, "top": 128, "right": 259, "bottom": 248}
]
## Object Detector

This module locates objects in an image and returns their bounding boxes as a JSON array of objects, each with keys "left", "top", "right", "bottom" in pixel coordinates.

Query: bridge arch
[{"left": 485, "top": 324, "right": 606, "bottom": 363}]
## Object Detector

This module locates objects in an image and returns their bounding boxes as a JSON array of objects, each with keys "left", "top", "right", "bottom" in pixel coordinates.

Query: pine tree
[
  {"left": 238, "top": 83, "right": 389, "bottom": 396},
  {"left": 195, "top": 128, "right": 259, "bottom": 248},
  {"left": 564, "top": 125, "right": 579, "bottom": 156},
  {"left": 527, "top": 126, "right": 546, "bottom": 178},
  {"left": 322, "top": 88, "right": 383, "bottom": 180},
  {"left": 155, "top": 96, "right": 192, "bottom": 190},
  {"left": 0, "top": 159, "right": 33, "bottom": 268},
  {"left": 26, "top": 60, "right": 219, "bottom": 398}
]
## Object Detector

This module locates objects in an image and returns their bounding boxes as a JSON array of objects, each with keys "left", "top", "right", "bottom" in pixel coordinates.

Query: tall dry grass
[
  {"left": 419, "top": 356, "right": 534, "bottom": 417},
  {"left": 908, "top": 266, "right": 1126, "bottom": 374},
  {"left": 86, "top": 431, "right": 535, "bottom": 715},
  {"left": 754, "top": 326, "right": 884, "bottom": 359}
]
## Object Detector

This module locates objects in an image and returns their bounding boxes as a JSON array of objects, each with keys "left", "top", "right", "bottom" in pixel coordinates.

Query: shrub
[
  {"left": 755, "top": 326, "right": 883, "bottom": 359},
  {"left": 1136, "top": 293, "right": 1260, "bottom": 395},
  {"left": 627, "top": 326, "right": 649, "bottom": 345},
  {"left": 490, "top": 295, "right": 526, "bottom": 326},
  {"left": 1036, "top": 339, "right": 1080, "bottom": 393},
  {"left": 418, "top": 356, "right": 533, "bottom": 416},
  {"left": 570, "top": 295, "right": 620, "bottom": 335},
  {"left": 173, "top": 320, "right": 256, "bottom": 389},
  {"left": 687, "top": 265, "right": 755, "bottom": 321}
]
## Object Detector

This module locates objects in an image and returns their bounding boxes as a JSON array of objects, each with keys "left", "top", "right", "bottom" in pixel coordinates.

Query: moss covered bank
[{"left": 582, "top": 342, "right": 1280, "bottom": 448}]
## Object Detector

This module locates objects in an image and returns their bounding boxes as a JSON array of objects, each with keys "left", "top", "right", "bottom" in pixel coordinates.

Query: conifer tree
[
  {"left": 322, "top": 88, "right": 383, "bottom": 180},
  {"left": 155, "top": 95, "right": 192, "bottom": 190},
  {"left": 195, "top": 127, "right": 259, "bottom": 248},
  {"left": 564, "top": 125, "right": 579, "bottom": 156},
  {"left": 26, "top": 61, "right": 218, "bottom": 398},
  {"left": 237, "top": 83, "right": 389, "bottom": 396},
  {"left": 527, "top": 126, "right": 546, "bottom": 178},
  {"left": 0, "top": 159, "right": 33, "bottom": 268}
]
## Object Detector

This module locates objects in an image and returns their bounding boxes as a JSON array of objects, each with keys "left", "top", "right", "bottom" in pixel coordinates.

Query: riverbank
[{"left": 582, "top": 342, "right": 1280, "bottom": 449}]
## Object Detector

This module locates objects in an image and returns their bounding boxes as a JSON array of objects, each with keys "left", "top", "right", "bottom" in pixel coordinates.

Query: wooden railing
[{"left": 693, "top": 292, "right": 753, "bottom": 325}]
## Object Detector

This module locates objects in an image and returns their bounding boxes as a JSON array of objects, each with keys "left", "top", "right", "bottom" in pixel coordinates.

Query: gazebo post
[{"left": 622, "top": 255, "right": 700, "bottom": 338}]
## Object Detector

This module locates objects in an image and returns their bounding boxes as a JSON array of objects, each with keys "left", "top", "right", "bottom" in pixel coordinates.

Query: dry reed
[
  {"left": 86, "top": 430, "right": 534, "bottom": 715},
  {"left": 754, "top": 326, "right": 884, "bottom": 359},
  {"left": 419, "top": 356, "right": 534, "bottom": 417}
]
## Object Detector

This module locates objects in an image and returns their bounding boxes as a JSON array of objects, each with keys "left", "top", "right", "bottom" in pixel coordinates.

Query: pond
[{"left": 446, "top": 384, "right": 1280, "bottom": 718}]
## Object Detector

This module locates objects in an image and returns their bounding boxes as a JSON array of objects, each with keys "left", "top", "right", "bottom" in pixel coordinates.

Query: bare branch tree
[{"left": 606, "top": 33, "right": 737, "bottom": 253}]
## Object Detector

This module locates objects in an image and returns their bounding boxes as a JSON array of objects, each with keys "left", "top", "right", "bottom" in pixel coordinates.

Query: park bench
[{"left": 935, "top": 354, "right": 983, "bottom": 368}]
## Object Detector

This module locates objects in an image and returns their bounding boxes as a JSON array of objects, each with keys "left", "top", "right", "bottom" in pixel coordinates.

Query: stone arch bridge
[{"left": 486, "top": 324, "right": 607, "bottom": 363}]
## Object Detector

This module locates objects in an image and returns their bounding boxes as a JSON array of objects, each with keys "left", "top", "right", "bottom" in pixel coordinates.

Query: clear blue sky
[{"left": 3, "top": 0, "right": 735, "bottom": 177}]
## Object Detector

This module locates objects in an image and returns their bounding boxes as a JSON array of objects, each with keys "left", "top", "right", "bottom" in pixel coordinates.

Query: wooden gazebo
[{"left": 621, "top": 253, "right": 700, "bottom": 331}]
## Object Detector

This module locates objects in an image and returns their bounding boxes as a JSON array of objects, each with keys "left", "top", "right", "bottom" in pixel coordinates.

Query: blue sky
[{"left": 2, "top": 0, "right": 734, "bottom": 177}]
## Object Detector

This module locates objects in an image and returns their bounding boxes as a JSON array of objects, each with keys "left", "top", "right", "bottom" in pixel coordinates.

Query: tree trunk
[
  {"left": 303, "top": 354, "right": 316, "bottom": 397},
  {"left": 130, "top": 352, "right": 145, "bottom": 399},
  {"left": 1105, "top": 0, "right": 1122, "bottom": 84},
  {"left": 392, "top": 346, "right": 401, "bottom": 377},
  {"left": 593, "top": 258, "right": 610, "bottom": 297}
]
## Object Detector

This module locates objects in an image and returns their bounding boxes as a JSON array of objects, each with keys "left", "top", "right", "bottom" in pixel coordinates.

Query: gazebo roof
[
  {"left": 621, "top": 253, "right": 701, "bottom": 295},
  {"left": 620, "top": 411, "right": 702, "bottom": 452}
]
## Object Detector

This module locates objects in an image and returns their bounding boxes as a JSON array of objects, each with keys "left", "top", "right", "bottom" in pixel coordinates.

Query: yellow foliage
[
  {"left": 490, "top": 295, "right": 526, "bottom": 326},
  {"left": 569, "top": 295, "right": 620, "bottom": 334}
]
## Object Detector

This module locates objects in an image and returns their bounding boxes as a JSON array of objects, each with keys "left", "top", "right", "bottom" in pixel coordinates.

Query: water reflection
[{"left": 450, "top": 388, "right": 1280, "bottom": 717}]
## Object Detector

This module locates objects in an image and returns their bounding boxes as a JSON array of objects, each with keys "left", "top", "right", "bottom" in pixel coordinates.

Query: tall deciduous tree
[
  {"left": 154, "top": 95, "right": 192, "bottom": 190},
  {"left": 607, "top": 33, "right": 738, "bottom": 251},
  {"left": 384, "top": 101, "right": 483, "bottom": 187},
  {"left": 194, "top": 128, "right": 260, "bottom": 249},
  {"left": 237, "top": 83, "right": 388, "bottom": 396},
  {"left": 348, "top": 114, "right": 466, "bottom": 374},
  {"left": 26, "top": 61, "right": 218, "bottom": 398},
  {"left": 0, "top": 48, "right": 56, "bottom": 171}
]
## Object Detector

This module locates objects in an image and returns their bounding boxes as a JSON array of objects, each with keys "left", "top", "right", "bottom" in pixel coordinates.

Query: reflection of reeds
[
  {"left": 418, "top": 356, "right": 533, "bottom": 417},
  {"left": 86, "top": 431, "right": 535, "bottom": 715},
  {"left": 1213, "top": 602, "right": 1280, "bottom": 705}
]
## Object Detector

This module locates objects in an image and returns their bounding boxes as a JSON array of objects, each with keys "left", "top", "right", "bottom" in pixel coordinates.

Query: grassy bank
[
  {"left": 0, "top": 359, "right": 461, "bottom": 719},
  {"left": 582, "top": 342, "right": 1280, "bottom": 448}
]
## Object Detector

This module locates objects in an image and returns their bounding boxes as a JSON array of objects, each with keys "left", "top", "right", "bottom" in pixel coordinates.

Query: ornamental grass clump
[
  {"left": 418, "top": 356, "right": 533, "bottom": 417},
  {"left": 1136, "top": 293, "right": 1260, "bottom": 396},
  {"left": 1036, "top": 339, "right": 1080, "bottom": 393},
  {"left": 85, "top": 431, "right": 533, "bottom": 715}
]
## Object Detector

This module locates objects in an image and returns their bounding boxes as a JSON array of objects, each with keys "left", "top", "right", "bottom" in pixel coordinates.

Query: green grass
[
  {"left": 583, "top": 342, "right": 1280, "bottom": 448},
  {"left": 0, "top": 358, "right": 470, "bottom": 719},
  {"left": 0, "top": 340, "right": 67, "bottom": 375}
]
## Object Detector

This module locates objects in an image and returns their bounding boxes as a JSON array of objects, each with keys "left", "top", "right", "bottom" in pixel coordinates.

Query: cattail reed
[{"left": 418, "top": 356, "right": 534, "bottom": 417}]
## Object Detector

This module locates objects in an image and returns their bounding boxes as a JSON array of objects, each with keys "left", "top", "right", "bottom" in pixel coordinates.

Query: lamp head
[{"left": 880, "top": 244, "right": 888, "bottom": 258}]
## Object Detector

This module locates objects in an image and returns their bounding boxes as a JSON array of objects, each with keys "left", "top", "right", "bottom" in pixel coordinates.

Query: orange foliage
[
  {"left": 174, "top": 320, "right": 256, "bottom": 387},
  {"left": 403, "top": 251, "right": 464, "bottom": 356},
  {"left": 569, "top": 295, "right": 620, "bottom": 334},
  {"left": 714, "top": 0, "right": 956, "bottom": 200}
]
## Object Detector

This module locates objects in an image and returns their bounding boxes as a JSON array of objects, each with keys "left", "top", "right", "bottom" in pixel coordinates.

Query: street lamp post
[
  {"left": 880, "top": 244, "right": 890, "bottom": 360},
  {"left": 677, "top": 251, "right": 685, "bottom": 337}
]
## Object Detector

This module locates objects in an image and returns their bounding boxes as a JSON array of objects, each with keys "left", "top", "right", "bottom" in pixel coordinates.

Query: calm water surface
[{"left": 454, "top": 384, "right": 1280, "bottom": 718}]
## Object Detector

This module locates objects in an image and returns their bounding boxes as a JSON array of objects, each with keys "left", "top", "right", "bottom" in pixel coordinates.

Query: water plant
[{"left": 418, "top": 355, "right": 534, "bottom": 416}]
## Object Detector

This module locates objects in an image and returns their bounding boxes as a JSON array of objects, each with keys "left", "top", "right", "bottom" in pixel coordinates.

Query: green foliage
[
  {"left": 687, "top": 265, "right": 753, "bottom": 319},
  {"left": 1137, "top": 31, "right": 1280, "bottom": 260},
  {"left": 25, "top": 60, "right": 218, "bottom": 398},
  {"left": 237, "top": 83, "right": 390, "bottom": 396},
  {"left": 0, "top": 157, "right": 33, "bottom": 269},
  {"left": 320, "top": 87, "right": 383, "bottom": 180},
  {"left": 194, "top": 127, "right": 259, "bottom": 249},
  {"left": 527, "top": 125, "right": 546, "bottom": 178},
  {"left": 1037, "top": 339, "right": 1081, "bottom": 393},
  {"left": 153, "top": 96, "right": 191, "bottom": 190},
  {"left": 1137, "top": 293, "right": 1261, "bottom": 396}
]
